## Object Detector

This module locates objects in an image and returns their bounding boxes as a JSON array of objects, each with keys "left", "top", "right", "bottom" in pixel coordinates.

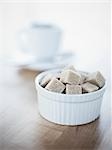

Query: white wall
[{"left": 0, "top": 1, "right": 111, "bottom": 80}]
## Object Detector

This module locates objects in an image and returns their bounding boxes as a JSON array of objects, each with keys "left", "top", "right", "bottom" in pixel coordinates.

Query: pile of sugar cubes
[{"left": 40, "top": 65, "right": 105, "bottom": 94}]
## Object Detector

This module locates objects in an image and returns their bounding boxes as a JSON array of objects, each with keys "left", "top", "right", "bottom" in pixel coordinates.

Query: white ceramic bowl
[{"left": 35, "top": 69, "right": 106, "bottom": 126}]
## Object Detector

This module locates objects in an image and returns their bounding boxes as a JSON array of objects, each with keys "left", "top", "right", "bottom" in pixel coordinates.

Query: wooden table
[{"left": 0, "top": 65, "right": 111, "bottom": 150}]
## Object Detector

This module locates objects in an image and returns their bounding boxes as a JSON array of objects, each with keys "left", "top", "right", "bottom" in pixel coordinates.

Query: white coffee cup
[{"left": 18, "top": 23, "right": 62, "bottom": 61}]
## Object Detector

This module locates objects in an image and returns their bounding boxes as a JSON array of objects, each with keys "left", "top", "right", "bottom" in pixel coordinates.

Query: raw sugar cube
[
  {"left": 54, "top": 72, "right": 61, "bottom": 79},
  {"left": 40, "top": 73, "right": 53, "bottom": 87},
  {"left": 82, "top": 82, "right": 99, "bottom": 93},
  {"left": 40, "top": 66, "right": 106, "bottom": 94},
  {"left": 60, "top": 70, "right": 81, "bottom": 85},
  {"left": 63, "top": 65, "right": 76, "bottom": 71},
  {"left": 66, "top": 84, "right": 82, "bottom": 94},
  {"left": 79, "top": 71, "right": 89, "bottom": 84},
  {"left": 86, "top": 71, "right": 105, "bottom": 88},
  {"left": 40, "top": 72, "right": 61, "bottom": 87},
  {"left": 45, "top": 78, "right": 65, "bottom": 93}
]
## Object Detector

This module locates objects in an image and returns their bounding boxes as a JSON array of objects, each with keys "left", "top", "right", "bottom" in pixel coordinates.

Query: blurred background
[{"left": 0, "top": 1, "right": 111, "bottom": 81}]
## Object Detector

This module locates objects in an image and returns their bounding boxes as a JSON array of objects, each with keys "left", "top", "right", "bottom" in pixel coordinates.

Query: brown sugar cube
[
  {"left": 82, "top": 82, "right": 99, "bottom": 93},
  {"left": 60, "top": 70, "right": 81, "bottom": 85},
  {"left": 40, "top": 72, "right": 61, "bottom": 87},
  {"left": 54, "top": 72, "right": 61, "bottom": 80},
  {"left": 66, "top": 84, "right": 82, "bottom": 94},
  {"left": 45, "top": 78, "right": 65, "bottom": 93},
  {"left": 40, "top": 73, "right": 53, "bottom": 87},
  {"left": 86, "top": 71, "right": 105, "bottom": 88},
  {"left": 79, "top": 71, "right": 89, "bottom": 84},
  {"left": 63, "top": 65, "right": 76, "bottom": 71}
]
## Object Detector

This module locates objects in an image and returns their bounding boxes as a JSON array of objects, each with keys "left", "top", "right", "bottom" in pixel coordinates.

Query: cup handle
[{"left": 17, "top": 29, "right": 29, "bottom": 52}]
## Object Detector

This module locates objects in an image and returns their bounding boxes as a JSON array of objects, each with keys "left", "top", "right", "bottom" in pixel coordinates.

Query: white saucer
[{"left": 11, "top": 52, "right": 75, "bottom": 71}]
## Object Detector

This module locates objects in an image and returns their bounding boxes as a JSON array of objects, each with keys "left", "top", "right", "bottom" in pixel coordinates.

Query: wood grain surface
[{"left": 0, "top": 65, "right": 111, "bottom": 150}]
